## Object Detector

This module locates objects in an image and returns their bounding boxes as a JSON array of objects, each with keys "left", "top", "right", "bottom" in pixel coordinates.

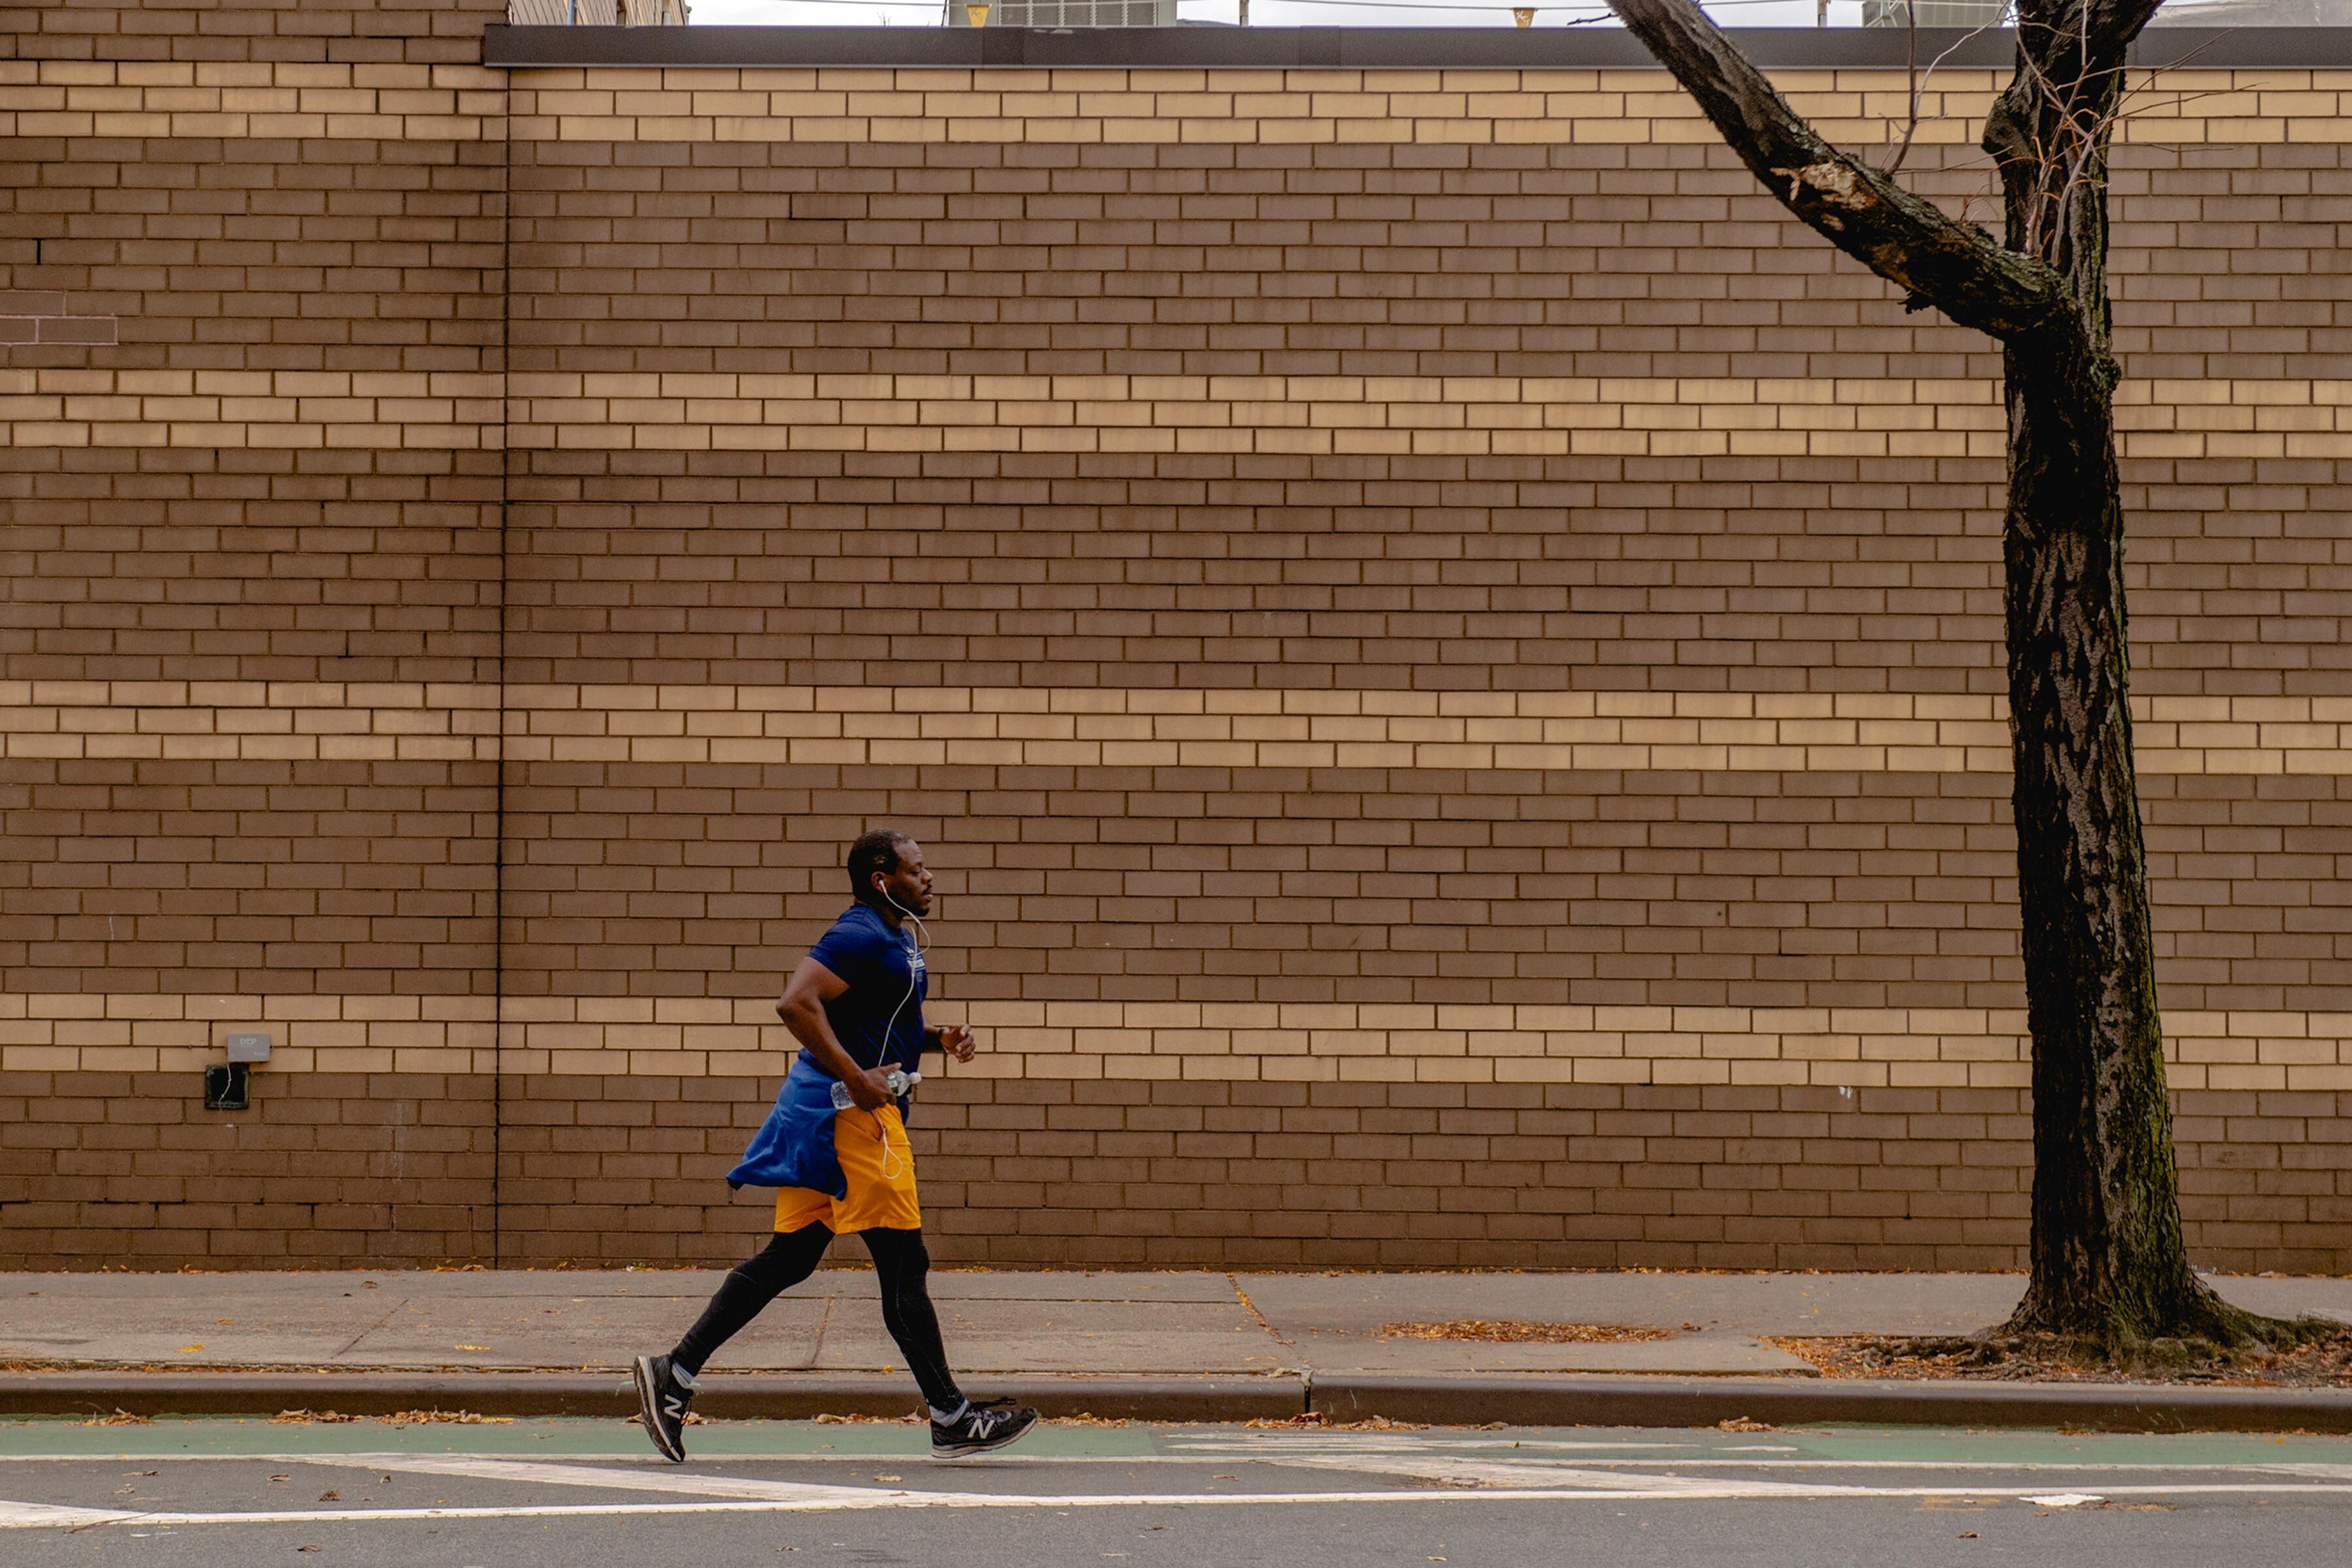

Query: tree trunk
[
  {"left": 1997, "top": 336, "right": 2230, "bottom": 1343},
  {"left": 1599, "top": 0, "right": 2313, "bottom": 1348},
  {"left": 1987, "top": 65, "right": 2250, "bottom": 1347}
]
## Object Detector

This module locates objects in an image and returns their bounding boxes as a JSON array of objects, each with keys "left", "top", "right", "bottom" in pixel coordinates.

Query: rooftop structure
[{"left": 508, "top": 0, "right": 689, "bottom": 24}]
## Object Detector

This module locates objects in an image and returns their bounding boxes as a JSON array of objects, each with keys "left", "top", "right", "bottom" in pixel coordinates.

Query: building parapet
[{"left": 483, "top": 21, "right": 2352, "bottom": 68}]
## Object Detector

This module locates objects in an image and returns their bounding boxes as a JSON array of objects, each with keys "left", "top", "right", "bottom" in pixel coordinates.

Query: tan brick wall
[{"left": 5, "top": 29, "right": 2351, "bottom": 1269}]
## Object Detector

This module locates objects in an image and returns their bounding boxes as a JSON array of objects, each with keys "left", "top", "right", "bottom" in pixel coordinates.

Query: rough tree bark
[{"left": 1601, "top": 0, "right": 2283, "bottom": 1347}]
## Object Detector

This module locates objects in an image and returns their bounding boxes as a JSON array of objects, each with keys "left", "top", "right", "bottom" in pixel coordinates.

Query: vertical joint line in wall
[{"left": 492, "top": 73, "right": 512, "bottom": 1271}]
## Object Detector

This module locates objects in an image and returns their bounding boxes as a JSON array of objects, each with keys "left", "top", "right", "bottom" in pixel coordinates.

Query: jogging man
[{"left": 632, "top": 830, "right": 1037, "bottom": 1462}]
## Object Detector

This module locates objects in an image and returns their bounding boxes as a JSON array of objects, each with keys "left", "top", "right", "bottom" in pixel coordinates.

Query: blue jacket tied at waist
[{"left": 727, "top": 1058, "right": 848, "bottom": 1195}]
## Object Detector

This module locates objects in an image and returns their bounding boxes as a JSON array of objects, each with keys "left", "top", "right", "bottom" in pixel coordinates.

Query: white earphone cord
[{"left": 870, "top": 883, "right": 930, "bottom": 1179}]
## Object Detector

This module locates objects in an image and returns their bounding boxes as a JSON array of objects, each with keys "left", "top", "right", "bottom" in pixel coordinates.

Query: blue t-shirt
[{"left": 804, "top": 902, "right": 926, "bottom": 1077}]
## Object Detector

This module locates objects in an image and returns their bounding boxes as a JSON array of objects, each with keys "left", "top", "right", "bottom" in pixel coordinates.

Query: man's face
[{"left": 874, "top": 840, "right": 934, "bottom": 917}]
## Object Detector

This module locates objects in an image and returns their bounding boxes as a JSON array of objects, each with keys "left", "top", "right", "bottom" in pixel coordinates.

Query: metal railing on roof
[{"left": 508, "top": 0, "right": 689, "bottom": 22}]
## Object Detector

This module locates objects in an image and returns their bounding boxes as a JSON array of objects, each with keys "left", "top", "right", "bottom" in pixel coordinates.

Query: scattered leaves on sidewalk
[
  {"left": 1379, "top": 1321, "right": 1674, "bottom": 1345},
  {"left": 1716, "top": 1416, "right": 1773, "bottom": 1432},
  {"left": 381, "top": 1410, "right": 514, "bottom": 1426},
  {"left": 1243, "top": 1413, "right": 1431, "bottom": 1431},
  {"left": 82, "top": 1409, "right": 151, "bottom": 1427},
  {"left": 272, "top": 1410, "right": 363, "bottom": 1425}
]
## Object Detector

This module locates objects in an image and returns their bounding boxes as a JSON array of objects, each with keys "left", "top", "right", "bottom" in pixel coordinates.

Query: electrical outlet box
[{"left": 225, "top": 1032, "right": 272, "bottom": 1064}]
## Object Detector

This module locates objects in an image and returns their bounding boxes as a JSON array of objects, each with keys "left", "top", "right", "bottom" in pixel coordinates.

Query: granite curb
[
  {"left": 1317, "top": 1373, "right": 2352, "bottom": 1433},
  {"left": 0, "top": 1371, "right": 1305, "bottom": 1424}
]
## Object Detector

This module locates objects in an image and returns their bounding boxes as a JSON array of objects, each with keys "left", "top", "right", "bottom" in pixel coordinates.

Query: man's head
[{"left": 847, "top": 829, "right": 932, "bottom": 919}]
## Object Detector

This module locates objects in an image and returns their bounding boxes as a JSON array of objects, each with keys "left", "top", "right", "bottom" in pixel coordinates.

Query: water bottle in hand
[{"left": 830, "top": 1068, "right": 919, "bottom": 1111}]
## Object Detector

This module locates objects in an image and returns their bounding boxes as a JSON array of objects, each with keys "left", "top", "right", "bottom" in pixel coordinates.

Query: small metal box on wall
[{"left": 204, "top": 1032, "right": 272, "bottom": 1111}]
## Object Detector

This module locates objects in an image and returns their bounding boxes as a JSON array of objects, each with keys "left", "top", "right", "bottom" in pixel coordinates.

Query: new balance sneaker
[
  {"left": 930, "top": 1396, "right": 1039, "bottom": 1460},
  {"left": 632, "top": 1352, "right": 693, "bottom": 1463}
]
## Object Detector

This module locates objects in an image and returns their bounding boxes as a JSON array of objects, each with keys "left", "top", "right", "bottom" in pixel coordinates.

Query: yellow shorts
[{"left": 774, "top": 1102, "right": 922, "bottom": 1235}]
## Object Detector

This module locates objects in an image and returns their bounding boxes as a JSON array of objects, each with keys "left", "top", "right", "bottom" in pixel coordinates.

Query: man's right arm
[{"left": 777, "top": 956, "right": 894, "bottom": 1111}]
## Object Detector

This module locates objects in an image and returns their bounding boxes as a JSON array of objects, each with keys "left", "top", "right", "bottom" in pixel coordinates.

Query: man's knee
[
  {"left": 870, "top": 1226, "right": 930, "bottom": 1279},
  {"left": 740, "top": 1223, "right": 831, "bottom": 1288}
]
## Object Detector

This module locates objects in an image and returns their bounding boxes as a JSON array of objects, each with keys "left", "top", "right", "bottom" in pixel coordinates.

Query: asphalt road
[{"left": 7, "top": 1416, "right": 2352, "bottom": 1566}]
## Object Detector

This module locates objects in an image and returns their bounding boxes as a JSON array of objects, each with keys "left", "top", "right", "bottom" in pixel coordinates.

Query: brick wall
[{"left": 4, "top": 23, "right": 2351, "bottom": 1269}]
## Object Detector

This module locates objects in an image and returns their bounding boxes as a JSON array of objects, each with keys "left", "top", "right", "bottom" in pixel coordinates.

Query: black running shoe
[
  {"left": 633, "top": 1353, "right": 693, "bottom": 1463},
  {"left": 930, "top": 1396, "right": 1039, "bottom": 1460}
]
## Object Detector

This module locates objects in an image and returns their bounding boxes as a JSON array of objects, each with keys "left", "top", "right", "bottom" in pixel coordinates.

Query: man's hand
[
  {"left": 936, "top": 1023, "right": 977, "bottom": 1063},
  {"left": 841, "top": 1066, "right": 895, "bottom": 1113}
]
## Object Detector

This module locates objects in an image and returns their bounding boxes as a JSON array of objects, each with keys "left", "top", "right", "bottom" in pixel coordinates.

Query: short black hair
[{"left": 847, "top": 829, "right": 915, "bottom": 898}]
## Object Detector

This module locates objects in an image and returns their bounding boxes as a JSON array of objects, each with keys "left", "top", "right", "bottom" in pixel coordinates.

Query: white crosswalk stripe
[
  {"left": 295, "top": 1454, "right": 881, "bottom": 1502},
  {"left": 0, "top": 1500, "right": 137, "bottom": 1528}
]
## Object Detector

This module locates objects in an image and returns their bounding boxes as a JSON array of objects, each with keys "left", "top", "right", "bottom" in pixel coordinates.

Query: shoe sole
[
  {"left": 931, "top": 1411, "right": 1039, "bottom": 1460},
  {"left": 632, "top": 1357, "right": 687, "bottom": 1463}
]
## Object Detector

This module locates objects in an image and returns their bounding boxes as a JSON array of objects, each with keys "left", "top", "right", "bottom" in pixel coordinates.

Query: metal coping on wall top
[{"left": 482, "top": 23, "right": 2352, "bottom": 69}]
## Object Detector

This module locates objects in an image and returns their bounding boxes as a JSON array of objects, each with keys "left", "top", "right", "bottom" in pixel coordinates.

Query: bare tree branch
[
  {"left": 1884, "top": 2, "right": 2014, "bottom": 178},
  {"left": 1603, "top": 0, "right": 2070, "bottom": 341}
]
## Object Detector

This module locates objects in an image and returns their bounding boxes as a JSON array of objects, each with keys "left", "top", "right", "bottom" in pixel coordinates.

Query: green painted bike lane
[{"left": 7, "top": 1417, "right": 2352, "bottom": 1469}]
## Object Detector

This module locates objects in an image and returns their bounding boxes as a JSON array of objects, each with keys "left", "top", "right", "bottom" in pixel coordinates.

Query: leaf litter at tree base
[{"left": 1767, "top": 1328, "right": 2352, "bottom": 1386}]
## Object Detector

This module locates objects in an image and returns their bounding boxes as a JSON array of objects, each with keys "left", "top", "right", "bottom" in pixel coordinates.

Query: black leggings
[{"left": 670, "top": 1224, "right": 963, "bottom": 1413}]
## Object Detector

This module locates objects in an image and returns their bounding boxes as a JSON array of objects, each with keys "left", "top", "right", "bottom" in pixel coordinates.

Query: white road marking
[
  {"left": 2021, "top": 1493, "right": 2104, "bottom": 1508},
  {"left": 0, "top": 1501, "right": 136, "bottom": 1528},
  {"left": 5, "top": 1447, "right": 2351, "bottom": 1477},
  {"left": 1267, "top": 1455, "right": 1845, "bottom": 1495},
  {"left": 1169, "top": 1439, "right": 1703, "bottom": 1454},
  {"left": 292, "top": 1455, "right": 877, "bottom": 1502},
  {"left": 0, "top": 1481, "right": 2345, "bottom": 1531}
]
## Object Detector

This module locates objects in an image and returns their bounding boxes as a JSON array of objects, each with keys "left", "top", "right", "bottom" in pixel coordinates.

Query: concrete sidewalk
[{"left": 8, "top": 1268, "right": 2352, "bottom": 1431}]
